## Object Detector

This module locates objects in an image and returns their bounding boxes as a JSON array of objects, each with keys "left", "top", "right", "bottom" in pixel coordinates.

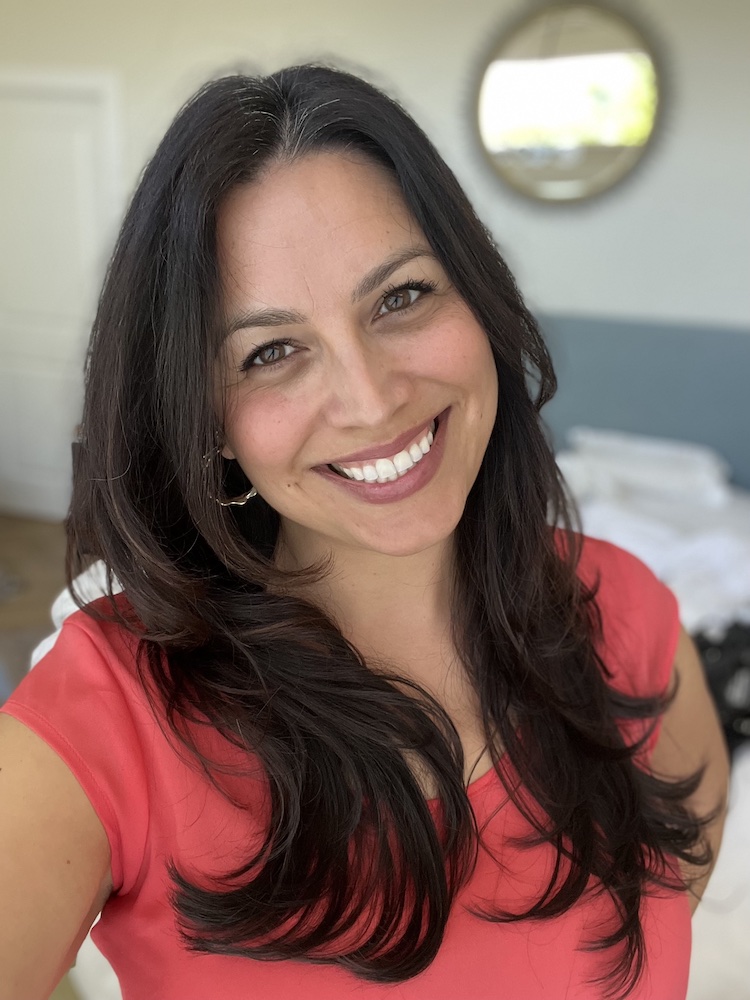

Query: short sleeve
[
  {"left": 575, "top": 535, "right": 682, "bottom": 757},
  {"left": 0, "top": 612, "right": 152, "bottom": 893}
]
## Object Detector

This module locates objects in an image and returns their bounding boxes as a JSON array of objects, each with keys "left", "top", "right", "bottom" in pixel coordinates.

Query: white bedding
[{"left": 557, "top": 427, "right": 750, "bottom": 637}]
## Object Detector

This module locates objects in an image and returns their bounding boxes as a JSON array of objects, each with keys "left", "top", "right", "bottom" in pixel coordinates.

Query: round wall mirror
[{"left": 477, "top": 3, "right": 660, "bottom": 202}]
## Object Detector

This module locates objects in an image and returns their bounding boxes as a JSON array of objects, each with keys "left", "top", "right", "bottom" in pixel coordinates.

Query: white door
[{"left": 0, "top": 71, "right": 121, "bottom": 520}]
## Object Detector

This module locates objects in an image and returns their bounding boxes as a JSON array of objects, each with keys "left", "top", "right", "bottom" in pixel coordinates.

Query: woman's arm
[
  {"left": 0, "top": 713, "right": 112, "bottom": 1000},
  {"left": 649, "top": 627, "right": 731, "bottom": 914}
]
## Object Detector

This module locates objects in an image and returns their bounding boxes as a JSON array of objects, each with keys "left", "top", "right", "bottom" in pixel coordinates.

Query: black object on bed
[{"left": 694, "top": 625, "right": 750, "bottom": 756}]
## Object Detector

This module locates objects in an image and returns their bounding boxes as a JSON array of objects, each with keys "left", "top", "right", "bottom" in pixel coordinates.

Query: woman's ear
[{"left": 220, "top": 443, "right": 236, "bottom": 461}]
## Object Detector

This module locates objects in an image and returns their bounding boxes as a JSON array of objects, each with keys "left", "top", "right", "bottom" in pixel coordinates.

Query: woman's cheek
[
  {"left": 430, "top": 320, "right": 494, "bottom": 382},
  {"left": 232, "top": 395, "right": 314, "bottom": 483}
]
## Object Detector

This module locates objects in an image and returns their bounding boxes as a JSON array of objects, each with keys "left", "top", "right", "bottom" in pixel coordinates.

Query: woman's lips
[
  {"left": 323, "top": 412, "right": 443, "bottom": 467},
  {"left": 314, "top": 408, "right": 450, "bottom": 505}
]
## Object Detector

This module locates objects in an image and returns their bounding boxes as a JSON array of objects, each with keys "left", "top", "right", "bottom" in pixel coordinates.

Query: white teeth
[
  {"left": 375, "top": 458, "right": 398, "bottom": 481},
  {"left": 393, "top": 450, "right": 414, "bottom": 474},
  {"left": 333, "top": 417, "right": 440, "bottom": 484}
]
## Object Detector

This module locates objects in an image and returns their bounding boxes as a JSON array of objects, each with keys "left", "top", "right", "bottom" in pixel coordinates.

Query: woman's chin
[{"left": 351, "top": 514, "right": 461, "bottom": 559}]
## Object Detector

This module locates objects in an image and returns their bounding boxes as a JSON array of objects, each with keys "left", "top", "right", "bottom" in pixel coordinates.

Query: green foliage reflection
[{"left": 480, "top": 52, "right": 657, "bottom": 151}]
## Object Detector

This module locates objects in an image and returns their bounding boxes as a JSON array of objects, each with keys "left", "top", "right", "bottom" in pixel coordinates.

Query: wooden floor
[
  {"left": 0, "top": 516, "right": 67, "bottom": 627},
  {"left": 50, "top": 977, "right": 80, "bottom": 1000},
  {"left": 0, "top": 515, "right": 80, "bottom": 999},
  {"left": 0, "top": 515, "right": 67, "bottom": 685}
]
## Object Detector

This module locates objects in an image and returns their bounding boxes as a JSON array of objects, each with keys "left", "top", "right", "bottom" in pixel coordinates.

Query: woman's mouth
[{"left": 327, "top": 418, "right": 438, "bottom": 484}]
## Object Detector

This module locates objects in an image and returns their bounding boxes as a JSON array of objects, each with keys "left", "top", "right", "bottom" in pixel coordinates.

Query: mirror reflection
[{"left": 478, "top": 4, "right": 660, "bottom": 201}]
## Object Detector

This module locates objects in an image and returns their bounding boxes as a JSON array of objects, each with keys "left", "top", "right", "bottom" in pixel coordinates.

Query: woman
[{"left": 0, "top": 66, "right": 729, "bottom": 999}]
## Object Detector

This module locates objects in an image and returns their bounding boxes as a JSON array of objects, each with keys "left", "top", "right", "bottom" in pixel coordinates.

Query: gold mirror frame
[{"left": 476, "top": 3, "right": 662, "bottom": 202}]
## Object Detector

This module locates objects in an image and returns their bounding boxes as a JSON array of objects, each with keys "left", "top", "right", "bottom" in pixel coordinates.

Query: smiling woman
[
  {"left": 216, "top": 153, "right": 497, "bottom": 557},
  {"left": 0, "top": 65, "right": 727, "bottom": 1000}
]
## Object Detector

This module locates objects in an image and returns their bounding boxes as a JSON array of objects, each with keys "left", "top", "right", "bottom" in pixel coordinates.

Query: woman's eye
[
  {"left": 377, "top": 285, "right": 428, "bottom": 316},
  {"left": 244, "top": 340, "right": 295, "bottom": 370}
]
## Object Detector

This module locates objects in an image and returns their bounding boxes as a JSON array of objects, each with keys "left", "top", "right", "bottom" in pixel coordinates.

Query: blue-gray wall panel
[{"left": 539, "top": 315, "right": 750, "bottom": 489}]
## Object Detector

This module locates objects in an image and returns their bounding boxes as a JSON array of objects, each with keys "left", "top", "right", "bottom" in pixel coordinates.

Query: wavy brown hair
[{"left": 68, "top": 65, "right": 710, "bottom": 998}]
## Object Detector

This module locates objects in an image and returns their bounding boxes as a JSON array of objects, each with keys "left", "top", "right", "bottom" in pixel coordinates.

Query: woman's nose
[{"left": 324, "top": 336, "right": 410, "bottom": 430}]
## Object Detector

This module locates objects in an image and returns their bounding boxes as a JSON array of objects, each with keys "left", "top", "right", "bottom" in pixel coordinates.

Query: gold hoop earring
[
  {"left": 203, "top": 445, "right": 257, "bottom": 506},
  {"left": 217, "top": 487, "right": 257, "bottom": 507}
]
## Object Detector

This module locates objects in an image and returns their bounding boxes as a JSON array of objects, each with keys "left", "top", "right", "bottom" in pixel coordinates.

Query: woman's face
[{"left": 216, "top": 152, "right": 498, "bottom": 561}]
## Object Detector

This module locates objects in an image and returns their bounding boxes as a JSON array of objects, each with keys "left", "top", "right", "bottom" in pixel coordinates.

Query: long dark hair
[{"left": 68, "top": 65, "right": 710, "bottom": 998}]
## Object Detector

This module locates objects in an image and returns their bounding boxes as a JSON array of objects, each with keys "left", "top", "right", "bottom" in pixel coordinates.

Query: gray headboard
[{"left": 539, "top": 314, "right": 750, "bottom": 490}]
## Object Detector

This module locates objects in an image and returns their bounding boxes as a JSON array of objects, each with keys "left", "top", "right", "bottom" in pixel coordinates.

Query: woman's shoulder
[
  {"left": 21, "top": 584, "right": 147, "bottom": 730},
  {"left": 1, "top": 579, "right": 154, "bottom": 895},
  {"left": 2, "top": 565, "right": 267, "bottom": 896},
  {"left": 565, "top": 531, "right": 681, "bottom": 700},
  {"left": 32, "top": 559, "right": 136, "bottom": 657},
  {"left": 561, "top": 530, "right": 653, "bottom": 587},
  {"left": 560, "top": 530, "right": 676, "bottom": 617}
]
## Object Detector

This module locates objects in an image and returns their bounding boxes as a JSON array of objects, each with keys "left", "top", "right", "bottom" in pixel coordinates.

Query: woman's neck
[
  {"left": 274, "top": 528, "right": 456, "bottom": 670},
  {"left": 274, "top": 528, "right": 493, "bottom": 789}
]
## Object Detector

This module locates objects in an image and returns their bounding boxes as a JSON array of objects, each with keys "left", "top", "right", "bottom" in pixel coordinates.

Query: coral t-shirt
[{"left": 1, "top": 537, "right": 690, "bottom": 999}]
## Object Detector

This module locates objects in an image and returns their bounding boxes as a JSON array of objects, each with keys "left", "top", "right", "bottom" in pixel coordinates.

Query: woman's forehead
[{"left": 216, "top": 152, "right": 427, "bottom": 310}]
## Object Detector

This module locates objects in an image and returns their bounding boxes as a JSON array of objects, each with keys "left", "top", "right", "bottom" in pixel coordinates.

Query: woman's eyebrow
[
  {"left": 351, "top": 246, "right": 435, "bottom": 303},
  {"left": 225, "top": 246, "right": 436, "bottom": 335},
  {"left": 226, "top": 307, "right": 305, "bottom": 335}
]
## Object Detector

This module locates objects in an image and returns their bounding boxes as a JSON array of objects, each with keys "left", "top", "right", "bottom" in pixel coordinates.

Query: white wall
[{"left": 2, "top": 0, "right": 748, "bottom": 329}]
